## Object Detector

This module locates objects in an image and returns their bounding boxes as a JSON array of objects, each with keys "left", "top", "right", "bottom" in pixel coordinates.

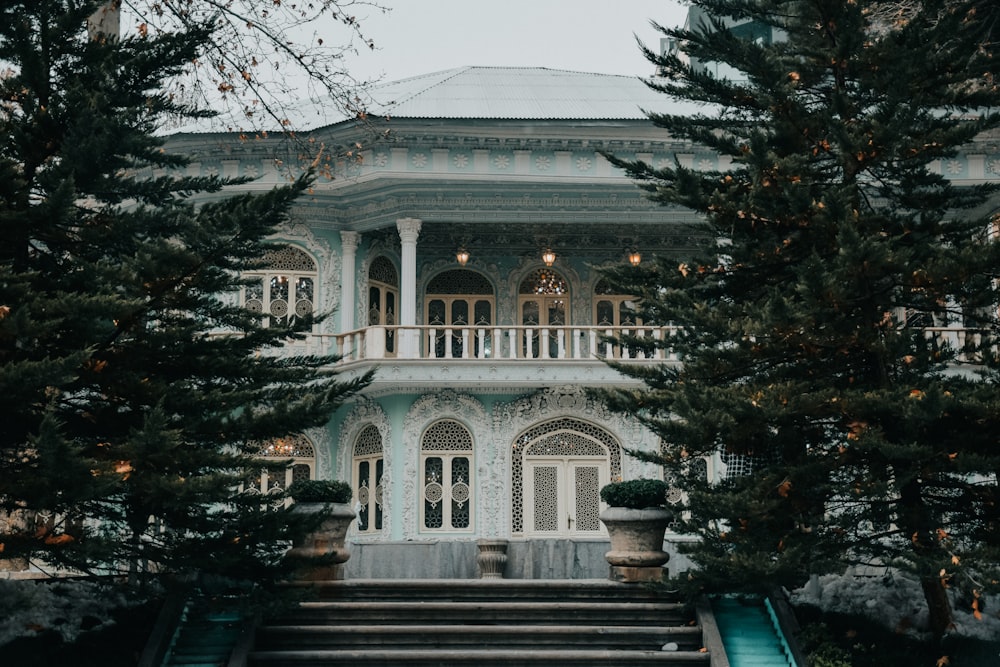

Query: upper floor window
[
  {"left": 368, "top": 255, "right": 399, "bottom": 355},
  {"left": 519, "top": 269, "right": 569, "bottom": 358},
  {"left": 243, "top": 246, "right": 316, "bottom": 327},
  {"left": 420, "top": 420, "right": 473, "bottom": 532},
  {"left": 593, "top": 278, "right": 639, "bottom": 328},
  {"left": 425, "top": 269, "right": 494, "bottom": 358}
]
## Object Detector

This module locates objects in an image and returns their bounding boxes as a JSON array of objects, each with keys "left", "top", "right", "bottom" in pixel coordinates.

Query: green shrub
[
  {"left": 287, "top": 479, "right": 352, "bottom": 503},
  {"left": 600, "top": 479, "right": 669, "bottom": 509}
]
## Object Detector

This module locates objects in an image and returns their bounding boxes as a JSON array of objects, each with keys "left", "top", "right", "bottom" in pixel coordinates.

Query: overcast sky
[{"left": 341, "top": 1, "right": 690, "bottom": 83}]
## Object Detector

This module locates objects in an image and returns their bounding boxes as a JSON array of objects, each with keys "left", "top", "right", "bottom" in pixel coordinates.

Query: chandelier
[{"left": 534, "top": 270, "right": 566, "bottom": 295}]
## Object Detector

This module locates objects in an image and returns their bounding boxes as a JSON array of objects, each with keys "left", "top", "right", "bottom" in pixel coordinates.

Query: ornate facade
[{"left": 167, "top": 66, "right": 1000, "bottom": 578}]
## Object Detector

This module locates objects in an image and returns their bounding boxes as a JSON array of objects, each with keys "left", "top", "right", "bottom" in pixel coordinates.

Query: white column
[
  {"left": 339, "top": 231, "right": 359, "bottom": 333},
  {"left": 396, "top": 217, "right": 422, "bottom": 357}
]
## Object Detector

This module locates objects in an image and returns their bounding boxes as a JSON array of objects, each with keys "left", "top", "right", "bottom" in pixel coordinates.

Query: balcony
[
  {"left": 333, "top": 325, "right": 681, "bottom": 364},
  {"left": 324, "top": 325, "right": 681, "bottom": 391},
  {"left": 272, "top": 325, "right": 989, "bottom": 391}
]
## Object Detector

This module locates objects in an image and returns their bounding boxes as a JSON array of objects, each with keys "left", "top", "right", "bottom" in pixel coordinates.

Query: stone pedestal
[
  {"left": 608, "top": 565, "right": 667, "bottom": 583},
  {"left": 476, "top": 539, "right": 509, "bottom": 579}
]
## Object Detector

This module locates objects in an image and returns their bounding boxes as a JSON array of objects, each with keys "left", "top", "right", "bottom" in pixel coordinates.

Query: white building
[{"left": 164, "top": 66, "right": 999, "bottom": 579}]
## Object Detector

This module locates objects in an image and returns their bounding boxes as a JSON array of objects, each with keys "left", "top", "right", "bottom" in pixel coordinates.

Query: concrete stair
[
  {"left": 162, "top": 595, "right": 247, "bottom": 667},
  {"left": 246, "top": 579, "right": 714, "bottom": 666},
  {"left": 712, "top": 597, "right": 794, "bottom": 667}
]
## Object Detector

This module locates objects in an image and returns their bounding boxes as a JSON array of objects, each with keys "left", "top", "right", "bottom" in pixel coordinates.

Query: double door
[{"left": 523, "top": 457, "right": 607, "bottom": 537}]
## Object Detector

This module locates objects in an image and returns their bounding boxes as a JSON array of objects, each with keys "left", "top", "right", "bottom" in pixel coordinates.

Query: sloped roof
[
  {"left": 363, "top": 66, "right": 677, "bottom": 120},
  {"left": 174, "top": 66, "right": 696, "bottom": 134},
  {"left": 287, "top": 66, "right": 694, "bottom": 129}
]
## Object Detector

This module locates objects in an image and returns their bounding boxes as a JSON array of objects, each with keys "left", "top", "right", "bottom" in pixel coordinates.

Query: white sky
[{"left": 341, "top": 0, "right": 690, "bottom": 83}]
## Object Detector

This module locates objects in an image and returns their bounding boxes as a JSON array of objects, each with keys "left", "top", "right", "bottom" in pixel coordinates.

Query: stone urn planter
[
  {"left": 600, "top": 506, "right": 672, "bottom": 566},
  {"left": 599, "top": 479, "right": 671, "bottom": 582},
  {"left": 285, "top": 480, "right": 356, "bottom": 580}
]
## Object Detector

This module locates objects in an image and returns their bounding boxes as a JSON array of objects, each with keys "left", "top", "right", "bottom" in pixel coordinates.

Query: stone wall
[{"left": 342, "top": 537, "right": 696, "bottom": 580}]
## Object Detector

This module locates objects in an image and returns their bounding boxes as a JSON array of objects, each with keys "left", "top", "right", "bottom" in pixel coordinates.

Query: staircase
[
  {"left": 244, "top": 579, "right": 714, "bottom": 666},
  {"left": 711, "top": 597, "right": 795, "bottom": 667},
  {"left": 161, "top": 594, "right": 248, "bottom": 667}
]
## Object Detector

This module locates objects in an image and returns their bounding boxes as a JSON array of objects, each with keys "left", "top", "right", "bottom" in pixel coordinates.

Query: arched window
[
  {"left": 518, "top": 269, "right": 569, "bottom": 358},
  {"left": 352, "top": 424, "right": 384, "bottom": 534},
  {"left": 420, "top": 420, "right": 473, "bottom": 532},
  {"left": 425, "top": 269, "right": 495, "bottom": 358},
  {"left": 248, "top": 435, "right": 316, "bottom": 507},
  {"left": 368, "top": 256, "right": 399, "bottom": 356},
  {"left": 243, "top": 246, "right": 317, "bottom": 328}
]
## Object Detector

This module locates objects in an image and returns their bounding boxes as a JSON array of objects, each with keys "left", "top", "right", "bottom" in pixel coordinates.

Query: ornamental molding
[
  {"left": 365, "top": 133, "right": 681, "bottom": 153},
  {"left": 178, "top": 142, "right": 1000, "bottom": 198},
  {"left": 270, "top": 223, "right": 339, "bottom": 335},
  {"left": 400, "top": 391, "right": 491, "bottom": 539},
  {"left": 356, "top": 361, "right": 653, "bottom": 397},
  {"left": 303, "top": 425, "right": 334, "bottom": 480},
  {"left": 337, "top": 399, "right": 393, "bottom": 540},
  {"left": 491, "top": 385, "right": 658, "bottom": 490}
]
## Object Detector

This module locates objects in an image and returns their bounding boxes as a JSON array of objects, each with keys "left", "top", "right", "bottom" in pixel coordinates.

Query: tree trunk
[{"left": 921, "top": 575, "right": 954, "bottom": 638}]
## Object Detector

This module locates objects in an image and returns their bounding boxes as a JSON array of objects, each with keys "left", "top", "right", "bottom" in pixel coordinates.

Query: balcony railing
[
  {"left": 269, "top": 325, "right": 990, "bottom": 367},
  {"left": 332, "top": 325, "right": 682, "bottom": 364}
]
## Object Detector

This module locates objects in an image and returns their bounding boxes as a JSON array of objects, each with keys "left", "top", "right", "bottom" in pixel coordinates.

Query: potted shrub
[
  {"left": 284, "top": 479, "right": 356, "bottom": 580},
  {"left": 599, "top": 479, "right": 672, "bottom": 571}
]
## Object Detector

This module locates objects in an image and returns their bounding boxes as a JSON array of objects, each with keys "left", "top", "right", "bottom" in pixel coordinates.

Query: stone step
[
  {"left": 248, "top": 648, "right": 712, "bottom": 666},
  {"left": 268, "top": 600, "right": 689, "bottom": 626},
  {"left": 246, "top": 579, "right": 707, "bottom": 667},
  {"left": 254, "top": 623, "right": 704, "bottom": 651},
  {"left": 295, "top": 578, "right": 675, "bottom": 603}
]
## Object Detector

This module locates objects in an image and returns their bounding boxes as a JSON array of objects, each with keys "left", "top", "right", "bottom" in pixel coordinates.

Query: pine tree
[
  {"left": 601, "top": 0, "right": 1000, "bottom": 636},
  {"left": 0, "top": 1, "right": 371, "bottom": 585}
]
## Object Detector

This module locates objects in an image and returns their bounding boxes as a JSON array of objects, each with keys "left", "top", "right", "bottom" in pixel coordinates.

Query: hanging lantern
[
  {"left": 456, "top": 246, "right": 470, "bottom": 266},
  {"left": 628, "top": 249, "right": 642, "bottom": 267},
  {"left": 541, "top": 248, "right": 556, "bottom": 267}
]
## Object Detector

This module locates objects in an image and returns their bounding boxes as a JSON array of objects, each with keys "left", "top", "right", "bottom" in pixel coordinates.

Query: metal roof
[
  {"left": 288, "top": 66, "right": 698, "bottom": 129},
  {"left": 352, "top": 66, "right": 681, "bottom": 121},
  {"left": 175, "top": 66, "right": 700, "bottom": 134}
]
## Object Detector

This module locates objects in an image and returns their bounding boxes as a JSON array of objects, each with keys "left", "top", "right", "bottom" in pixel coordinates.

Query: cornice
[{"left": 347, "top": 359, "right": 669, "bottom": 398}]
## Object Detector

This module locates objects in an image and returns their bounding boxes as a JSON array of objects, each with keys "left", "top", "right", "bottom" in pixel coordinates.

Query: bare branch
[{"left": 118, "top": 0, "right": 388, "bottom": 133}]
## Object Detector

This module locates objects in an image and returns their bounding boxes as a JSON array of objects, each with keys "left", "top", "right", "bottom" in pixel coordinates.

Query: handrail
[
  {"left": 332, "top": 324, "right": 682, "bottom": 364},
  {"left": 765, "top": 593, "right": 807, "bottom": 667},
  {"left": 232, "top": 324, "right": 992, "bottom": 367}
]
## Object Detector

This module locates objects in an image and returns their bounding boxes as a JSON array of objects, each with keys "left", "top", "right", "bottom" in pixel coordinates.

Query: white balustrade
[
  {"left": 219, "top": 326, "right": 986, "bottom": 367},
  {"left": 330, "top": 325, "right": 682, "bottom": 364}
]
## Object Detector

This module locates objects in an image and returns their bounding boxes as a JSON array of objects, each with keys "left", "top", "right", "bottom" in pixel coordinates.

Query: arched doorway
[{"left": 511, "top": 418, "right": 621, "bottom": 538}]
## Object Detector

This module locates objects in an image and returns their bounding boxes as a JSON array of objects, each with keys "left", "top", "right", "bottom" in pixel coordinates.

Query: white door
[{"left": 524, "top": 458, "right": 607, "bottom": 537}]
